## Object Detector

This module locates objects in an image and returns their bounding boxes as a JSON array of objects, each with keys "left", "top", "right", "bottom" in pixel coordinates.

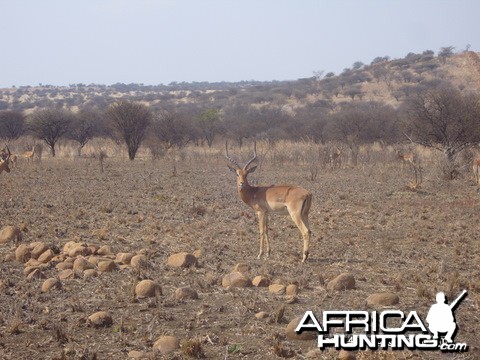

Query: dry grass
[{"left": 0, "top": 141, "right": 479, "bottom": 358}]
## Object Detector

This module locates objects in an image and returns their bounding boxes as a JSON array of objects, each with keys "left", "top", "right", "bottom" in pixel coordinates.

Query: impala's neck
[
  {"left": 239, "top": 188, "right": 255, "bottom": 206},
  {"left": 238, "top": 179, "right": 257, "bottom": 203}
]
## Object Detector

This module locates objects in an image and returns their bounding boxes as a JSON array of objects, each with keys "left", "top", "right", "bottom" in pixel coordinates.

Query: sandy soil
[{"left": 0, "top": 152, "right": 478, "bottom": 359}]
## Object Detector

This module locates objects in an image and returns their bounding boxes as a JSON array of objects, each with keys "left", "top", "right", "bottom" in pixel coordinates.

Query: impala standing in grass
[
  {"left": 21, "top": 146, "right": 35, "bottom": 164},
  {"left": 396, "top": 150, "right": 417, "bottom": 167},
  {"left": 226, "top": 142, "right": 313, "bottom": 263},
  {"left": 0, "top": 145, "right": 12, "bottom": 175}
]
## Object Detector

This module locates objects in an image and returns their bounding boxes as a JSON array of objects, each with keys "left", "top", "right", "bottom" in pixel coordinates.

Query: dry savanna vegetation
[
  {"left": 0, "top": 140, "right": 479, "bottom": 359},
  {"left": 1, "top": 48, "right": 480, "bottom": 359}
]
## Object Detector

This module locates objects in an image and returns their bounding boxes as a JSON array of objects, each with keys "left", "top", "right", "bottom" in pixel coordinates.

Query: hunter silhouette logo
[
  {"left": 295, "top": 290, "right": 468, "bottom": 352},
  {"left": 426, "top": 290, "right": 467, "bottom": 344}
]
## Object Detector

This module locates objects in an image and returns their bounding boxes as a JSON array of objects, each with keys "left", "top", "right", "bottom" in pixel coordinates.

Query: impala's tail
[{"left": 301, "top": 193, "right": 312, "bottom": 218}]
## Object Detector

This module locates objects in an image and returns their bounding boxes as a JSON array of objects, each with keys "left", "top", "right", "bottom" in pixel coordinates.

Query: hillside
[{"left": 1, "top": 51, "right": 479, "bottom": 115}]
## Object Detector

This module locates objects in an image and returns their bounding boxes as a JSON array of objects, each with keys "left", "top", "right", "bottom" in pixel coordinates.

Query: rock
[
  {"left": 96, "top": 245, "right": 114, "bottom": 255},
  {"left": 116, "top": 252, "right": 134, "bottom": 265},
  {"left": 0, "top": 226, "right": 22, "bottom": 244},
  {"left": 15, "top": 244, "right": 31, "bottom": 263},
  {"left": 68, "top": 245, "right": 90, "bottom": 258},
  {"left": 86, "top": 256, "right": 110, "bottom": 265},
  {"left": 255, "top": 311, "right": 269, "bottom": 319},
  {"left": 128, "top": 350, "right": 148, "bottom": 359},
  {"left": 97, "top": 260, "right": 117, "bottom": 272},
  {"left": 37, "top": 249, "right": 55, "bottom": 264},
  {"left": 222, "top": 272, "right": 252, "bottom": 288},
  {"left": 193, "top": 249, "right": 202, "bottom": 258},
  {"left": 338, "top": 349, "right": 356, "bottom": 359},
  {"left": 285, "top": 317, "right": 317, "bottom": 341},
  {"left": 73, "top": 257, "right": 95, "bottom": 273},
  {"left": 24, "top": 265, "right": 40, "bottom": 276},
  {"left": 175, "top": 286, "right": 198, "bottom": 300},
  {"left": 135, "top": 279, "right": 161, "bottom": 298},
  {"left": 152, "top": 335, "right": 180, "bottom": 355},
  {"left": 58, "top": 269, "right": 75, "bottom": 280},
  {"left": 130, "top": 255, "right": 148, "bottom": 270},
  {"left": 41, "top": 278, "right": 62, "bottom": 292},
  {"left": 232, "top": 263, "right": 250, "bottom": 274},
  {"left": 286, "top": 284, "right": 299, "bottom": 296},
  {"left": 327, "top": 273, "right": 356, "bottom": 291},
  {"left": 29, "top": 241, "right": 43, "bottom": 249},
  {"left": 167, "top": 252, "right": 197, "bottom": 268},
  {"left": 87, "top": 245, "right": 99, "bottom": 255},
  {"left": 63, "top": 240, "right": 81, "bottom": 254},
  {"left": 366, "top": 292, "right": 399, "bottom": 306},
  {"left": 64, "top": 257, "right": 75, "bottom": 264},
  {"left": 269, "top": 284, "right": 286, "bottom": 295},
  {"left": 87, "top": 311, "right": 113, "bottom": 328},
  {"left": 27, "top": 268, "right": 46, "bottom": 280},
  {"left": 83, "top": 269, "right": 98, "bottom": 278},
  {"left": 30, "top": 242, "right": 49, "bottom": 259},
  {"left": 56, "top": 261, "right": 73, "bottom": 271},
  {"left": 25, "top": 258, "right": 43, "bottom": 267},
  {"left": 252, "top": 275, "right": 270, "bottom": 287},
  {"left": 51, "top": 254, "right": 67, "bottom": 263}
]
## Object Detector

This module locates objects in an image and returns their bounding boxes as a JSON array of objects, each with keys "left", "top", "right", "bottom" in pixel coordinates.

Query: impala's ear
[
  {"left": 227, "top": 165, "right": 237, "bottom": 174},
  {"left": 247, "top": 165, "right": 257, "bottom": 174}
]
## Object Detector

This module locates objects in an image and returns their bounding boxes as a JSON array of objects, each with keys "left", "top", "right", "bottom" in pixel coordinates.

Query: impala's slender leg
[
  {"left": 264, "top": 213, "right": 270, "bottom": 258},
  {"left": 288, "top": 195, "right": 312, "bottom": 263},
  {"left": 257, "top": 211, "right": 266, "bottom": 259}
]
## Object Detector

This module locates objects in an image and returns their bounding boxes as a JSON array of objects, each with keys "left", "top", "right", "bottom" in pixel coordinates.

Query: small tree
[
  {"left": 28, "top": 108, "right": 73, "bottom": 157},
  {"left": 150, "top": 109, "right": 191, "bottom": 149},
  {"left": 326, "top": 102, "right": 400, "bottom": 165},
  {"left": 352, "top": 61, "right": 364, "bottom": 70},
  {"left": 438, "top": 46, "right": 455, "bottom": 64},
  {"left": 197, "top": 108, "right": 222, "bottom": 147},
  {"left": 403, "top": 86, "right": 480, "bottom": 163},
  {"left": 224, "top": 104, "right": 258, "bottom": 147},
  {"left": 68, "top": 108, "right": 104, "bottom": 156},
  {"left": 107, "top": 101, "right": 152, "bottom": 160},
  {"left": 0, "top": 110, "right": 25, "bottom": 141}
]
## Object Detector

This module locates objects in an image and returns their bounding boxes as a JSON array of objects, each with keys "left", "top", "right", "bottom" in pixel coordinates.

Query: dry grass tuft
[{"left": 181, "top": 338, "right": 205, "bottom": 358}]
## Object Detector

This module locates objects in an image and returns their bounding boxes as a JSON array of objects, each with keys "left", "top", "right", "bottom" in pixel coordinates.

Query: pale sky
[{"left": 0, "top": 0, "right": 479, "bottom": 88}]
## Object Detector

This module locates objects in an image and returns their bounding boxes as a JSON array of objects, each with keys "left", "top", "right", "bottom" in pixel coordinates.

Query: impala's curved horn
[
  {"left": 225, "top": 141, "right": 240, "bottom": 168},
  {"left": 5, "top": 144, "right": 10, "bottom": 159},
  {"left": 243, "top": 141, "right": 257, "bottom": 170}
]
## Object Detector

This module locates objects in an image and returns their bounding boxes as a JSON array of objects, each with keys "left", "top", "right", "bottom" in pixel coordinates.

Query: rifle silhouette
[{"left": 449, "top": 290, "right": 467, "bottom": 310}]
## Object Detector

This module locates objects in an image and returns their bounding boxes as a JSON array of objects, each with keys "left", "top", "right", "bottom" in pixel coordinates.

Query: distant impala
[
  {"left": 226, "top": 142, "right": 313, "bottom": 263},
  {"left": 396, "top": 150, "right": 417, "bottom": 167},
  {"left": 21, "top": 146, "right": 35, "bottom": 163},
  {"left": 0, "top": 145, "right": 12, "bottom": 175}
]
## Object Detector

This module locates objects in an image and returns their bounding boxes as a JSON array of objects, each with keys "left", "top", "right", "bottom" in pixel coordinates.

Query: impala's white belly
[{"left": 266, "top": 199, "right": 289, "bottom": 214}]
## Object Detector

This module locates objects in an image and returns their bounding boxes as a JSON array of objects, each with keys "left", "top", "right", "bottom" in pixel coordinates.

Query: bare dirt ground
[{"left": 0, "top": 147, "right": 479, "bottom": 359}]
